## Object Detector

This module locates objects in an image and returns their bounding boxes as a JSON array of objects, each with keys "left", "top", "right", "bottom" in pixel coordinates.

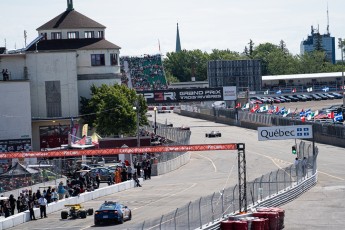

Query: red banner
[{"left": 0, "top": 143, "right": 239, "bottom": 159}]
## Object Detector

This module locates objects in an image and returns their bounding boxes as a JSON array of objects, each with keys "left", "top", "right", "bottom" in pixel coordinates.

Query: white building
[{"left": 0, "top": 0, "right": 121, "bottom": 152}]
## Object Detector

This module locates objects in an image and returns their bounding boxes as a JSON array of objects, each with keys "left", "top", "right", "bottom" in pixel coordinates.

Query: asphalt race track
[{"left": 9, "top": 99, "right": 345, "bottom": 230}]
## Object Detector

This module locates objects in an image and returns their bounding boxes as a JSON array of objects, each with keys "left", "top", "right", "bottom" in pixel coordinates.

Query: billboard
[
  {"left": 139, "top": 87, "right": 224, "bottom": 104},
  {"left": 258, "top": 125, "right": 313, "bottom": 141},
  {"left": 223, "top": 86, "right": 237, "bottom": 101},
  {"left": 0, "top": 139, "right": 32, "bottom": 152}
]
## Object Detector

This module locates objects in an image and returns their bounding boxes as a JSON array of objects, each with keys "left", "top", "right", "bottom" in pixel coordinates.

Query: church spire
[
  {"left": 67, "top": 0, "right": 74, "bottom": 11},
  {"left": 176, "top": 23, "right": 181, "bottom": 52}
]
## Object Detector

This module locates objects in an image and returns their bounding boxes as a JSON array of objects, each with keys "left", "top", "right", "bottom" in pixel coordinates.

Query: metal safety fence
[
  {"left": 0, "top": 160, "right": 65, "bottom": 193},
  {"left": 128, "top": 141, "right": 317, "bottom": 230}
]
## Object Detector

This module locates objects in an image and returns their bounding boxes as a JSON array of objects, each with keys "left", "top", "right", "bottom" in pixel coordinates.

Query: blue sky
[{"left": 1, "top": 0, "right": 344, "bottom": 58}]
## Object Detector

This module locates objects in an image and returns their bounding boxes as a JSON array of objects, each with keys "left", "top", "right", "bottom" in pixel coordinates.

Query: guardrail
[{"left": 201, "top": 172, "right": 317, "bottom": 230}]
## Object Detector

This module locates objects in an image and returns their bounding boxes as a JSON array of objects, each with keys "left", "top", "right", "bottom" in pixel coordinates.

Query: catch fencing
[{"left": 131, "top": 141, "right": 317, "bottom": 230}]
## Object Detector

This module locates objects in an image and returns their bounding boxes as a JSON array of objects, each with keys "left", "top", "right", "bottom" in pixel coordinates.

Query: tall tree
[{"left": 80, "top": 84, "right": 148, "bottom": 136}]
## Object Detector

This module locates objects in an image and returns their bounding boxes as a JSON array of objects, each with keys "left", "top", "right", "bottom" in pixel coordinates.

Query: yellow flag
[{"left": 82, "top": 124, "right": 88, "bottom": 137}]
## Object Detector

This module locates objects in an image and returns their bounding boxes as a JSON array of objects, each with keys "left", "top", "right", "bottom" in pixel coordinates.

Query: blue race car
[{"left": 94, "top": 201, "right": 132, "bottom": 225}]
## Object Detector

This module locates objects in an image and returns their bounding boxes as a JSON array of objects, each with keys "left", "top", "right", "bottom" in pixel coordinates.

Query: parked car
[
  {"left": 316, "top": 93, "right": 328, "bottom": 100},
  {"left": 301, "top": 94, "right": 313, "bottom": 101},
  {"left": 250, "top": 97, "right": 263, "bottom": 104},
  {"left": 212, "top": 101, "right": 226, "bottom": 109},
  {"left": 280, "top": 96, "right": 291, "bottom": 102},
  {"left": 94, "top": 201, "right": 132, "bottom": 225},
  {"left": 286, "top": 95, "right": 299, "bottom": 102},
  {"left": 323, "top": 93, "right": 335, "bottom": 100},
  {"left": 205, "top": 131, "right": 221, "bottom": 138},
  {"left": 107, "top": 163, "right": 124, "bottom": 173},
  {"left": 89, "top": 167, "right": 112, "bottom": 181},
  {"left": 275, "top": 97, "right": 285, "bottom": 103},
  {"left": 294, "top": 95, "right": 307, "bottom": 102},
  {"left": 310, "top": 94, "right": 322, "bottom": 101},
  {"left": 330, "top": 92, "right": 343, "bottom": 99},
  {"left": 268, "top": 97, "right": 281, "bottom": 103}
]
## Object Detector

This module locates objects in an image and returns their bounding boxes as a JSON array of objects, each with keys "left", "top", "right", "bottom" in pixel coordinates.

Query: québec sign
[{"left": 258, "top": 125, "right": 313, "bottom": 141}]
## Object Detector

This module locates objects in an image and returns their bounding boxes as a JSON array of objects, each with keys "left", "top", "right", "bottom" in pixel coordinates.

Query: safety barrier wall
[
  {"left": 0, "top": 178, "right": 142, "bottom": 230},
  {"left": 154, "top": 152, "right": 191, "bottom": 176}
]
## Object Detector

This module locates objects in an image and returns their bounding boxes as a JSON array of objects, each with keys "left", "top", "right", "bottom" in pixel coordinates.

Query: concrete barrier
[
  {"left": 155, "top": 152, "right": 191, "bottom": 176},
  {"left": 0, "top": 179, "right": 142, "bottom": 230}
]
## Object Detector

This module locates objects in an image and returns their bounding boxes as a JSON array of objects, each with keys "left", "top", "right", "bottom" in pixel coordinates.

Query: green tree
[
  {"left": 164, "top": 49, "right": 209, "bottom": 82},
  {"left": 80, "top": 84, "right": 148, "bottom": 137}
]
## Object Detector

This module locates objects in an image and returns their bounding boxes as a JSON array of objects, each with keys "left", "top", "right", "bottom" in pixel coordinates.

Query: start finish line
[{"left": 0, "top": 143, "right": 239, "bottom": 159}]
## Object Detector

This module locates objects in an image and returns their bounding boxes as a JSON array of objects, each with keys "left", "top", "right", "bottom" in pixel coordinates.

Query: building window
[
  {"left": 45, "top": 81, "right": 62, "bottom": 117},
  {"left": 67, "top": 31, "right": 79, "bottom": 39},
  {"left": 51, "top": 32, "right": 62, "bottom": 40},
  {"left": 98, "top": 31, "right": 104, "bottom": 38},
  {"left": 110, "top": 53, "right": 118, "bottom": 65},
  {"left": 84, "top": 31, "right": 94, "bottom": 38},
  {"left": 91, "top": 54, "right": 105, "bottom": 66}
]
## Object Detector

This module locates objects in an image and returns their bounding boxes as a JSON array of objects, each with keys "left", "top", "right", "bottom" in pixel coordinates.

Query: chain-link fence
[
  {"left": 130, "top": 141, "right": 317, "bottom": 230},
  {"left": 0, "top": 160, "right": 65, "bottom": 193}
]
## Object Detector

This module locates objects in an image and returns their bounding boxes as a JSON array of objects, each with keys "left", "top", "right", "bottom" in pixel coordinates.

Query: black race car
[
  {"left": 94, "top": 201, "right": 131, "bottom": 225},
  {"left": 205, "top": 131, "right": 221, "bottom": 138}
]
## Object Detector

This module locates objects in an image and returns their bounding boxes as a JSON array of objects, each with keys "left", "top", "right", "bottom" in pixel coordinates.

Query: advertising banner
[
  {"left": 139, "top": 87, "right": 224, "bottom": 103},
  {"left": 258, "top": 125, "right": 313, "bottom": 141},
  {"left": 223, "top": 86, "right": 237, "bottom": 101}
]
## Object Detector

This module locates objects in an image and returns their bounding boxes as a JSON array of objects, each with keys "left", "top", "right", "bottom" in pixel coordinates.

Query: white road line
[
  {"left": 318, "top": 171, "right": 345, "bottom": 180},
  {"left": 250, "top": 150, "right": 345, "bottom": 181},
  {"left": 132, "top": 183, "right": 197, "bottom": 211},
  {"left": 193, "top": 152, "right": 217, "bottom": 172}
]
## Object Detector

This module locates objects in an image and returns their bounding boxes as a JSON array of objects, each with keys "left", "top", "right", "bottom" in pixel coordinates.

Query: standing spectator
[
  {"left": 115, "top": 168, "right": 121, "bottom": 184},
  {"left": 16, "top": 197, "right": 21, "bottom": 213},
  {"left": 2, "top": 200, "right": 10, "bottom": 218},
  {"left": 146, "top": 159, "right": 152, "bottom": 179},
  {"left": 127, "top": 165, "right": 133, "bottom": 180},
  {"left": 302, "top": 157, "right": 308, "bottom": 177},
  {"left": 38, "top": 196, "right": 47, "bottom": 218},
  {"left": 8, "top": 194, "right": 16, "bottom": 215},
  {"left": 46, "top": 186, "right": 52, "bottom": 203},
  {"left": 36, "top": 190, "right": 42, "bottom": 199},
  {"left": 28, "top": 196, "right": 37, "bottom": 220},
  {"left": 135, "top": 160, "right": 141, "bottom": 177},
  {"left": 95, "top": 173, "right": 101, "bottom": 188},
  {"left": 51, "top": 188, "right": 58, "bottom": 202},
  {"left": 57, "top": 181, "right": 66, "bottom": 200},
  {"left": 121, "top": 167, "right": 128, "bottom": 182}
]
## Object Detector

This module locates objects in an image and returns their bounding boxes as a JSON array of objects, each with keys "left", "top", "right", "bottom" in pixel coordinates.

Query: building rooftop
[
  {"left": 25, "top": 38, "right": 120, "bottom": 52},
  {"left": 37, "top": 9, "right": 106, "bottom": 30}
]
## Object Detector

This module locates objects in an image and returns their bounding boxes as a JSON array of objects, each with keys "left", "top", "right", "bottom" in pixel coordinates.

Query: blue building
[{"left": 300, "top": 26, "right": 336, "bottom": 64}]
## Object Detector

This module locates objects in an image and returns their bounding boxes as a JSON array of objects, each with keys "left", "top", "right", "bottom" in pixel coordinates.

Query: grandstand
[{"left": 120, "top": 54, "right": 168, "bottom": 91}]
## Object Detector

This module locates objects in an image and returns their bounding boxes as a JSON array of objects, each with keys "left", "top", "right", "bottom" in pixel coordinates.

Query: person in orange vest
[{"left": 115, "top": 168, "right": 121, "bottom": 184}]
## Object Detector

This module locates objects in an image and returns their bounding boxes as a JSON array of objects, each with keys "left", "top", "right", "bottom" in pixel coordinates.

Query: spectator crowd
[{"left": 120, "top": 54, "right": 168, "bottom": 91}]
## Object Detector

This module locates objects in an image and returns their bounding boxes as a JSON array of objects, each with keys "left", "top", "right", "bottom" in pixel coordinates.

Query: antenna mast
[{"left": 326, "top": 4, "right": 330, "bottom": 34}]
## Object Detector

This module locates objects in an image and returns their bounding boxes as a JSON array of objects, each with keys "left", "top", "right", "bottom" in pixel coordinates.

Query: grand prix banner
[
  {"left": 139, "top": 87, "right": 227, "bottom": 103},
  {"left": 0, "top": 144, "right": 239, "bottom": 159}
]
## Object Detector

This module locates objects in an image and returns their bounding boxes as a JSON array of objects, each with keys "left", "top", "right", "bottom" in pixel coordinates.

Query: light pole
[
  {"left": 133, "top": 101, "right": 140, "bottom": 147},
  {"left": 154, "top": 107, "right": 157, "bottom": 134},
  {"left": 338, "top": 38, "right": 345, "bottom": 106}
]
